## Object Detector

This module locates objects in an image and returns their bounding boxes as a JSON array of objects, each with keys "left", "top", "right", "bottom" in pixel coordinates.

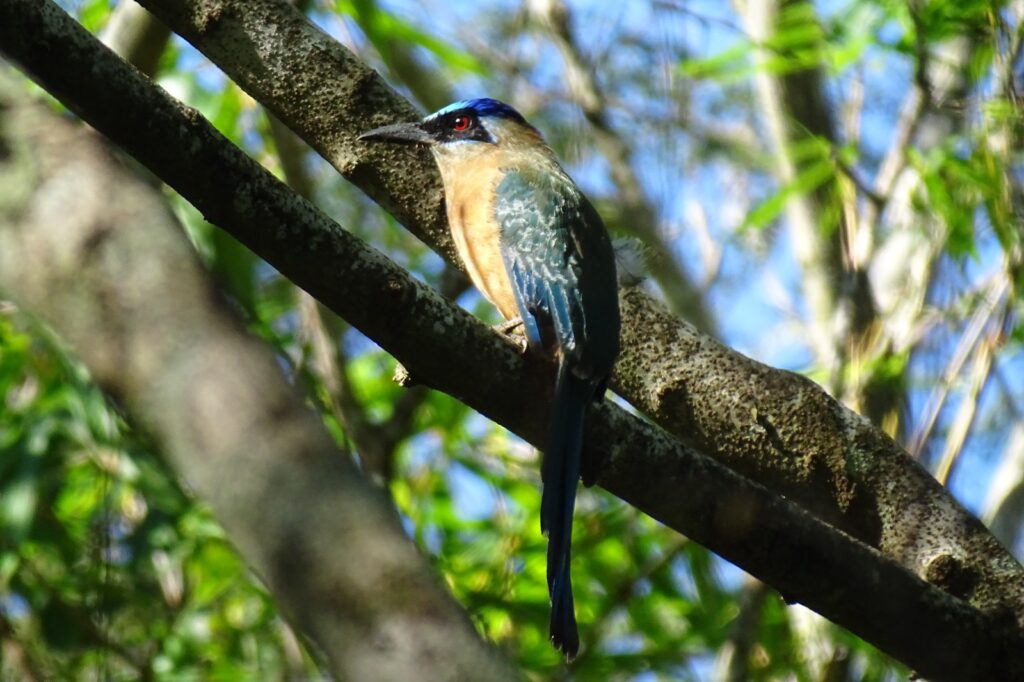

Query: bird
[{"left": 360, "top": 98, "right": 620, "bottom": 658}]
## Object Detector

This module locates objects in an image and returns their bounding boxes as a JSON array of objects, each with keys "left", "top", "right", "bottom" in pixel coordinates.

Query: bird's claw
[
  {"left": 494, "top": 317, "right": 524, "bottom": 335},
  {"left": 493, "top": 318, "right": 529, "bottom": 354}
]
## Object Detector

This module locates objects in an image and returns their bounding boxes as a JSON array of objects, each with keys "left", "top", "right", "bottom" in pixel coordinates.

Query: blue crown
[{"left": 429, "top": 98, "right": 529, "bottom": 126}]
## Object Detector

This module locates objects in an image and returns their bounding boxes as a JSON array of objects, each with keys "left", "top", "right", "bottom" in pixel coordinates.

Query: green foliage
[
  {"left": 0, "top": 312, "right": 320, "bottom": 680},
  {"left": 679, "top": 43, "right": 752, "bottom": 83},
  {"left": 743, "top": 136, "right": 839, "bottom": 231},
  {"left": 679, "top": 2, "right": 875, "bottom": 82},
  {"left": 910, "top": 146, "right": 978, "bottom": 258},
  {"left": 909, "top": 121, "right": 1022, "bottom": 262},
  {"left": 337, "top": 0, "right": 486, "bottom": 75},
  {"left": 75, "top": 0, "right": 113, "bottom": 33}
]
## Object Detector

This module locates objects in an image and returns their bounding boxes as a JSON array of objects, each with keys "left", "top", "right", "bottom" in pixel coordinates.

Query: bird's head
[{"left": 359, "top": 98, "right": 545, "bottom": 161}]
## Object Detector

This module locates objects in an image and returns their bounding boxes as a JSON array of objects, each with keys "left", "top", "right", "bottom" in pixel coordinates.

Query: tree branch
[
  {"left": 2, "top": 1, "right": 1024, "bottom": 678},
  {"left": 104, "top": 0, "right": 1024, "bottom": 616},
  {"left": 99, "top": 0, "right": 170, "bottom": 77},
  {"left": 713, "top": 578, "right": 770, "bottom": 682}
]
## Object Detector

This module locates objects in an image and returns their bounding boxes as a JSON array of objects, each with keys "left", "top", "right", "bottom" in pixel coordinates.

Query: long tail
[{"left": 541, "top": 360, "right": 591, "bottom": 659}]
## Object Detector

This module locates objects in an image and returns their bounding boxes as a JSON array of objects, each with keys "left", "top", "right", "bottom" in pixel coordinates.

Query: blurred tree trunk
[{"left": 0, "top": 67, "right": 519, "bottom": 682}]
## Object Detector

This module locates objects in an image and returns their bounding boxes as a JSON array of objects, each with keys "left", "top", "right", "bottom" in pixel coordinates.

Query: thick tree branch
[
  {"left": 3, "top": 1, "right": 1024, "bottom": 678},
  {"left": 102, "top": 0, "right": 1024, "bottom": 617},
  {"left": 267, "top": 75, "right": 431, "bottom": 483}
]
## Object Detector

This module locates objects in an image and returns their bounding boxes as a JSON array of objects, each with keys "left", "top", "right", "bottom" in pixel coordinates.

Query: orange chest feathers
[{"left": 443, "top": 166, "right": 519, "bottom": 321}]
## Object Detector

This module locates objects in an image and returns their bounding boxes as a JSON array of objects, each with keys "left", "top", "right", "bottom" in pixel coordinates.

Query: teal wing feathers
[
  {"left": 493, "top": 168, "right": 620, "bottom": 375},
  {"left": 493, "top": 166, "right": 620, "bottom": 658}
]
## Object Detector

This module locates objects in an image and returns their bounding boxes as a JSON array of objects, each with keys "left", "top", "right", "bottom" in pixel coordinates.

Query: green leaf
[
  {"left": 679, "top": 43, "right": 753, "bottom": 83},
  {"left": 188, "top": 541, "right": 242, "bottom": 607},
  {"left": 339, "top": 0, "right": 486, "bottom": 75},
  {"left": 1, "top": 473, "right": 38, "bottom": 544},
  {"left": 744, "top": 157, "right": 835, "bottom": 230},
  {"left": 77, "top": 0, "right": 114, "bottom": 32}
]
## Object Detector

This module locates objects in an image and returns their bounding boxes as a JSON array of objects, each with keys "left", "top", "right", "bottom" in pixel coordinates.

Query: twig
[
  {"left": 833, "top": 152, "right": 884, "bottom": 209},
  {"left": 908, "top": 276, "right": 1009, "bottom": 459},
  {"left": 908, "top": 2, "right": 935, "bottom": 112},
  {"left": 714, "top": 578, "right": 770, "bottom": 682},
  {"left": 934, "top": 322, "right": 997, "bottom": 486}
]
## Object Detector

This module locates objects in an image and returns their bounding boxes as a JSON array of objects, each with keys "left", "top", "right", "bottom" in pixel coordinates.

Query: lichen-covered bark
[
  {"left": 616, "top": 290, "right": 1024, "bottom": 626},
  {"left": 113, "top": 0, "right": 1024, "bottom": 618},
  {"left": 117, "top": 1, "right": 1024, "bottom": 628},
  {"left": 2, "top": 0, "right": 1024, "bottom": 678}
]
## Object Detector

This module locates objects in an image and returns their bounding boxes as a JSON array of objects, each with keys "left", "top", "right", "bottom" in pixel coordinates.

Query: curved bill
[{"left": 358, "top": 122, "right": 433, "bottom": 145}]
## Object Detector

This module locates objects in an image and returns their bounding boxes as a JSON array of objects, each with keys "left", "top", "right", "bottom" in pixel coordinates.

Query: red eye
[{"left": 452, "top": 115, "right": 471, "bottom": 132}]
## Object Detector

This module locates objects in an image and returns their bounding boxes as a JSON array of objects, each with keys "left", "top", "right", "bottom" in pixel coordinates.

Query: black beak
[{"left": 358, "top": 122, "right": 434, "bottom": 145}]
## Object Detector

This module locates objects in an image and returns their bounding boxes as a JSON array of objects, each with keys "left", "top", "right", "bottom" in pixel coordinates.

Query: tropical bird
[{"left": 360, "top": 98, "right": 621, "bottom": 658}]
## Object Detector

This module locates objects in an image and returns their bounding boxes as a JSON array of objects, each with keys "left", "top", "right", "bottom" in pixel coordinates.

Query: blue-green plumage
[
  {"left": 495, "top": 168, "right": 620, "bottom": 657},
  {"left": 360, "top": 97, "right": 621, "bottom": 660},
  {"left": 495, "top": 169, "right": 619, "bottom": 369}
]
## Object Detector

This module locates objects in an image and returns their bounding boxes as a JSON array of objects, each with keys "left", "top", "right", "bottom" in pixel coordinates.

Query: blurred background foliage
[{"left": 2, "top": 0, "right": 1022, "bottom": 679}]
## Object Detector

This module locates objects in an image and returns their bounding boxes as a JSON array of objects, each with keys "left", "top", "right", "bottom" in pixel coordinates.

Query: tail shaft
[{"left": 541, "top": 360, "right": 591, "bottom": 659}]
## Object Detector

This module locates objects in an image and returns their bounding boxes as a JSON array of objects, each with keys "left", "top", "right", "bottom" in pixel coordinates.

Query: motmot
[{"left": 361, "top": 98, "right": 621, "bottom": 658}]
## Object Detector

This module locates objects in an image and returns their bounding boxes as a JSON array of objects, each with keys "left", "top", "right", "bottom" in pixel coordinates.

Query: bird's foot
[
  {"left": 493, "top": 317, "right": 524, "bottom": 335},
  {"left": 492, "top": 318, "right": 528, "bottom": 354}
]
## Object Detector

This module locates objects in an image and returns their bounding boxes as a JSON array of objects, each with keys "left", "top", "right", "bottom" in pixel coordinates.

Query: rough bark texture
[
  {"left": 0, "top": 70, "right": 520, "bottom": 682},
  {"left": 105, "top": 0, "right": 1024, "bottom": 623},
  {"left": 615, "top": 291, "right": 1024, "bottom": 626},
  {"left": 139, "top": 0, "right": 457, "bottom": 262},
  {"left": 2, "top": 1, "right": 1024, "bottom": 679}
]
